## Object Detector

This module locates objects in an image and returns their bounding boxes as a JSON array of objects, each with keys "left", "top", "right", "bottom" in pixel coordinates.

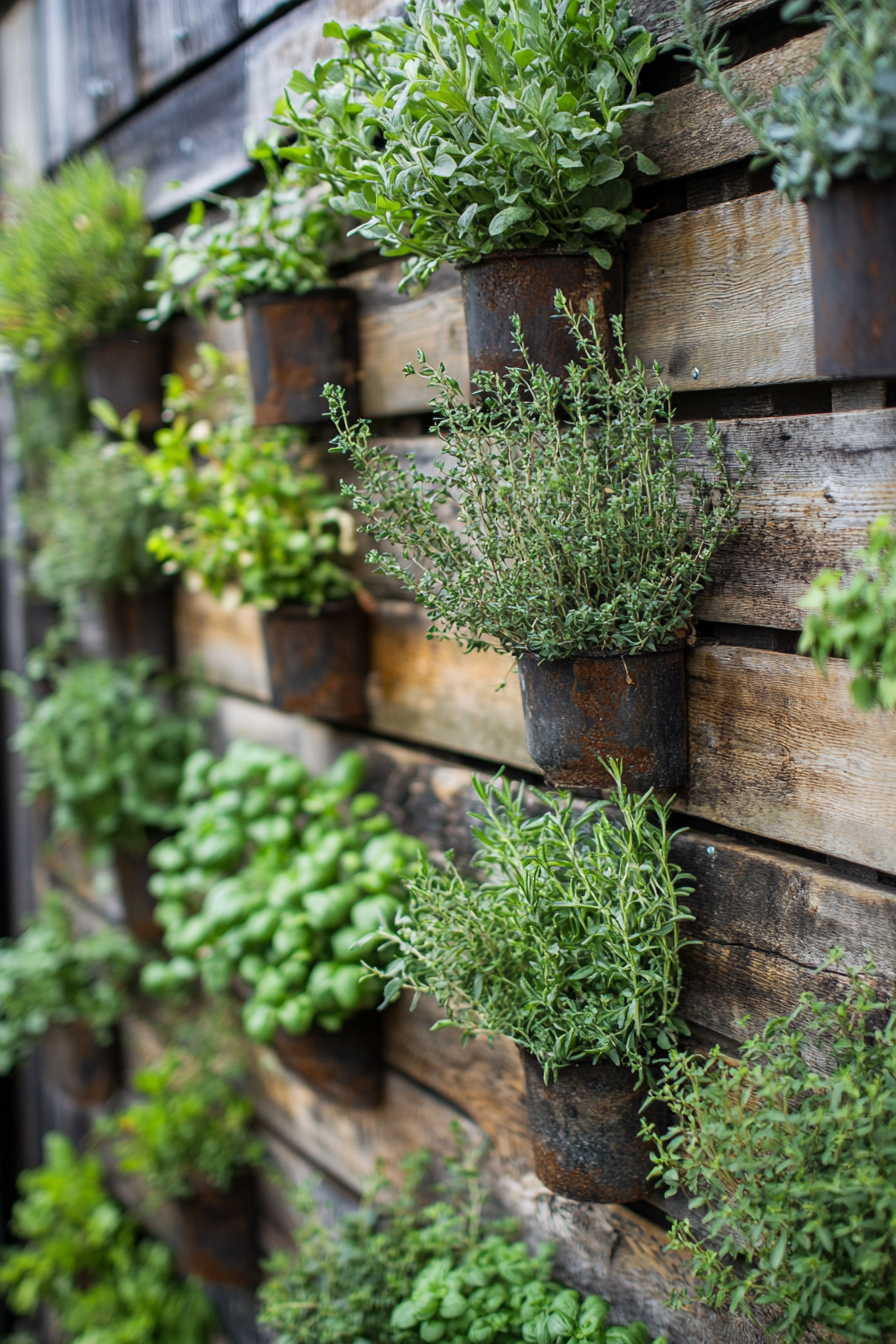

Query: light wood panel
[
  {"left": 176, "top": 586, "right": 269, "bottom": 701},
  {"left": 135, "top": 0, "right": 240, "bottom": 96}
]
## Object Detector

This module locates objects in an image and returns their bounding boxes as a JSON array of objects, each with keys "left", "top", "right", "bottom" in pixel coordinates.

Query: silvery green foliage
[
  {"left": 277, "top": 0, "right": 659, "bottom": 290},
  {"left": 678, "top": 0, "right": 896, "bottom": 199}
]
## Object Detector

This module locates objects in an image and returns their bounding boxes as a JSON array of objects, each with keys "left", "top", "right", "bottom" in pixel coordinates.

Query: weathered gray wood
[
  {"left": 0, "top": 0, "right": 43, "bottom": 176},
  {"left": 40, "top": 0, "right": 139, "bottom": 162},
  {"left": 631, "top": 0, "right": 773, "bottom": 42},
  {"left": 135, "top": 0, "right": 240, "bottom": 95}
]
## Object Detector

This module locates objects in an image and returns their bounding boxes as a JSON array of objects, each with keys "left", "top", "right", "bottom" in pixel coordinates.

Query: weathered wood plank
[
  {"left": 631, "top": 0, "right": 773, "bottom": 43},
  {"left": 176, "top": 586, "right": 269, "bottom": 701},
  {"left": 0, "top": 0, "right": 43, "bottom": 177},
  {"left": 135, "top": 0, "right": 240, "bottom": 96},
  {"left": 41, "top": 0, "right": 139, "bottom": 162}
]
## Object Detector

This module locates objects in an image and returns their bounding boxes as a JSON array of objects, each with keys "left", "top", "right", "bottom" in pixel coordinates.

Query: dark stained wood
[{"left": 135, "top": 0, "right": 240, "bottom": 95}]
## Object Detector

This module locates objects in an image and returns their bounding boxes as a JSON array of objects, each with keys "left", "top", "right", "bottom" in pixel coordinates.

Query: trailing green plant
[
  {"left": 140, "top": 343, "right": 357, "bottom": 611},
  {"left": 140, "top": 740, "right": 425, "bottom": 1041},
  {"left": 0, "top": 1132, "right": 216, "bottom": 1344},
  {"left": 677, "top": 0, "right": 896, "bottom": 200},
  {"left": 798, "top": 514, "right": 896, "bottom": 710},
  {"left": 380, "top": 765, "right": 694, "bottom": 1082},
  {"left": 276, "top": 0, "right": 659, "bottom": 290},
  {"left": 0, "top": 151, "right": 149, "bottom": 382},
  {"left": 328, "top": 301, "right": 750, "bottom": 661},
  {"left": 140, "top": 145, "right": 341, "bottom": 328},
  {"left": 645, "top": 963, "right": 896, "bottom": 1343},
  {"left": 8, "top": 654, "right": 209, "bottom": 852},
  {"left": 0, "top": 892, "right": 140, "bottom": 1074}
]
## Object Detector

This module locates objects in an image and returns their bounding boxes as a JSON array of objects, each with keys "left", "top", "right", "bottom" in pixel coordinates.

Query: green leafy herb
[
  {"left": 381, "top": 766, "right": 694, "bottom": 1081},
  {"left": 328, "top": 301, "right": 749, "bottom": 661},
  {"left": 276, "top": 0, "right": 658, "bottom": 290},
  {"left": 798, "top": 514, "right": 896, "bottom": 710},
  {"left": 677, "top": 0, "right": 896, "bottom": 199},
  {"left": 646, "top": 965, "right": 896, "bottom": 1342}
]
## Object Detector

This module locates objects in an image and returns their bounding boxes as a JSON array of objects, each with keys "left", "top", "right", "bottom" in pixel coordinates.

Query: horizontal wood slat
[{"left": 135, "top": 0, "right": 240, "bottom": 96}]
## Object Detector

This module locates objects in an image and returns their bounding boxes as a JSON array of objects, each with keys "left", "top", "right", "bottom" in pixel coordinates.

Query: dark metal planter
[
  {"left": 520, "top": 1049, "right": 655, "bottom": 1203},
  {"left": 274, "top": 1010, "right": 383, "bottom": 1109},
  {"left": 261, "top": 598, "right": 368, "bottom": 721},
  {"left": 113, "top": 845, "right": 163, "bottom": 945},
  {"left": 516, "top": 646, "right": 687, "bottom": 794},
  {"left": 83, "top": 328, "right": 170, "bottom": 434},
  {"left": 243, "top": 289, "right": 360, "bottom": 426},
  {"left": 102, "top": 583, "right": 176, "bottom": 667},
  {"left": 41, "top": 1019, "right": 119, "bottom": 1107},
  {"left": 459, "top": 250, "right": 622, "bottom": 383},
  {"left": 179, "top": 1171, "right": 261, "bottom": 1288},
  {"left": 807, "top": 175, "right": 896, "bottom": 378}
]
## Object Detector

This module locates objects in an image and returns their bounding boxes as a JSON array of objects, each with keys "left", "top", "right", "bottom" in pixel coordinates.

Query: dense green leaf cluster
[
  {"left": 329, "top": 302, "right": 749, "bottom": 660},
  {"left": 140, "top": 149, "right": 340, "bottom": 327},
  {"left": 142, "top": 740, "right": 425, "bottom": 1039},
  {"left": 646, "top": 968, "right": 896, "bottom": 1342},
  {"left": 276, "top": 0, "right": 658, "bottom": 289},
  {"left": 677, "top": 0, "right": 896, "bottom": 199},
  {"left": 0, "top": 1133, "right": 216, "bottom": 1344},
  {"left": 798, "top": 514, "right": 896, "bottom": 710},
  {"left": 0, "top": 893, "right": 140, "bottom": 1074},
  {"left": 140, "top": 345, "right": 357, "bottom": 612},
  {"left": 8, "top": 655, "right": 208, "bottom": 851},
  {"left": 0, "top": 152, "right": 149, "bottom": 382},
  {"left": 381, "top": 767, "right": 694, "bottom": 1080}
]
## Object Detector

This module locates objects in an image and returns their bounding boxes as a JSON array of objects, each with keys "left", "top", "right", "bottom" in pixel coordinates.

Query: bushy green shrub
[
  {"left": 381, "top": 767, "right": 693, "bottom": 1081},
  {"left": 328, "top": 304, "right": 749, "bottom": 661},
  {"left": 0, "top": 1133, "right": 216, "bottom": 1344},
  {"left": 277, "top": 0, "right": 659, "bottom": 289}
]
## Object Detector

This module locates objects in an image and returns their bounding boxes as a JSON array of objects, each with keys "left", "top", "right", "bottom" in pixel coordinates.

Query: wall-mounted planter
[
  {"left": 261, "top": 598, "right": 368, "bottom": 721},
  {"left": 41, "top": 1019, "right": 119, "bottom": 1107},
  {"left": 808, "top": 175, "right": 896, "bottom": 379},
  {"left": 179, "top": 1172, "right": 261, "bottom": 1288},
  {"left": 273, "top": 1010, "right": 383, "bottom": 1109},
  {"left": 516, "top": 645, "right": 687, "bottom": 793},
  {"left": 243, "top": 289, "right": 359, "bottom": 427},
  {"left": 113, "top": 845, "right": 163, "bottom": 945},
  {"left": 78, "top": 584, "right": 176, "bottom": 668},
  {"left": 520, "top": 1050, "right": 655, "bottom": 1203},
  {"left": 83, "top": 328, "right": 170, "bottom": 434},
  {"left": 459, "top": 250, "right": 622, "bottom": 383}
]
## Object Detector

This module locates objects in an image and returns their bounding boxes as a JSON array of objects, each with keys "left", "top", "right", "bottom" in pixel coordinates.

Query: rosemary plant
[{"left": 328, "top": 299, "right": 749, "bottom": 661}]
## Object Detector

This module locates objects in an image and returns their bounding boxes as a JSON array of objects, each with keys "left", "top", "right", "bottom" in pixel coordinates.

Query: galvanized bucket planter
[
  {"left": 83, "top": 328, "right": 170, "bottom": 434},
  {"left": 516, "top": 645, "right": 688, "bottom": 793},
  {"left": 274, "top": 1010, "right": 383, "bottom": 1109},
  {"left": 459, "top": 249, "right": 621, "bottom": 383},
  {"left": 179, "top": 1172, "right": 261, "bottom": 1288},
  {"left": 520, "top": 1050, "right": 655, "bottom": 1203},
  {"left": 261, "top": 598, "right": 368, "bottom": 721},
  {"left": 113, "top": 844, "right": 163, "bottom": 946},
  {"left": 243, "top": 289, "right": 359, "bottom": 427},
  {"left": 42, "top": 1019, "right": 120, "bottom": 1107},
  {"left": 807, "top": 175, "right": 896, "bottom": 379}
]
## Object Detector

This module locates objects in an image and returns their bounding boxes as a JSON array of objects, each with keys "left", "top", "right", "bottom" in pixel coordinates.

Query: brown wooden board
[{"left": 135, "top": 0, "right": 240, "bottom": 96}]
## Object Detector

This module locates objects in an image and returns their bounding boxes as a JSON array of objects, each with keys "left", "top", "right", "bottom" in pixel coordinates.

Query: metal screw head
[
  {"left": 173, "top": 26, "right": 190, "bottom": 41},
  {"left": 179, "top": 136, "right": 195, "bottom": 155},
  {"left": 706, "top": 845, "right": 715, "bottom": 856},
  {"left": 692, "top": 367, "right": 700, "bottom": 380},
  {"left": 86, "top": 76, "right": 114, "bottom": 99}
]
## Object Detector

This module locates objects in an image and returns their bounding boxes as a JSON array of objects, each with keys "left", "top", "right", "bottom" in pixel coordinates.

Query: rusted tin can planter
[
  {"left": 261, "top": 598, "right": 368, "bottom": 721},
  {"left": 520, "top": 1050, "right": 654, "bottom": 1203},
  {"left": 459, "top": 250, "right": 622, "bottom": 383},
  {"left": 243, "top": 289, "right": 359, "bottom": 427},
  {"left": 516, "top": 645, "right": 687, "bottom": 794},
  {"left": 113, "top": 845, "right": 163, "bottom": 945},
  {"left": 273, "top": 1010, "right": 383, "bottom": 1109},
  {"left": 179, "top": 1171, "right": 261, "bottom": 1288},
  {"left": 83, "top": 328, "right": 170, "bottom": 433},
  {"left": 42, "top": 1019, "right": 120, "bottom": 1106},
  {"left": 102, "top": 584, "right": 176, "bottom": 667},
  {"left": 808, "top": 175, "right": 896, "bottom": 378}
]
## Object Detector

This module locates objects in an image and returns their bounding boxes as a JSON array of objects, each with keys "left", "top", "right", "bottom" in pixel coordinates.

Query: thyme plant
[
  {"left": 328, "top": 301, "right": 749, "bottom": 660},
  {"left": 645, "top": 966, "right": 896, "bottom": 1343},
  {"left": 677, "top": 0, "right": 896, "bottom": 199},
  {"left": 380, "top": 767, "right": 694, "bottom": 1081},
  {"left": 277, "top": 0, "right": 659, "bottom": 290}
]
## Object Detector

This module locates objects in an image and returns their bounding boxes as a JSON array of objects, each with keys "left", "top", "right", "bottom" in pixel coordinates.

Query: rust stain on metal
[
  {"left": 244, "top": 289, "right": 360, "bottom": 426},
  {"left": 262, "top": 599, "right": 369, "bottom": 722},
  {"left": 179, "top": 1172, "right": 261, "bottom": 1287},
  {"left": 274, "top": 1010, "right": 383, "bottom": 1109},
  {"left": 41, "top": 1019, "right": 120, "bottom": 1106}
]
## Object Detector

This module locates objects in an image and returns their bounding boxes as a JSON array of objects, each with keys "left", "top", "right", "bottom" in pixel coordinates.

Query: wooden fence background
[{"left": 1, "top": 1, "right": 895, "bottom": 1341}]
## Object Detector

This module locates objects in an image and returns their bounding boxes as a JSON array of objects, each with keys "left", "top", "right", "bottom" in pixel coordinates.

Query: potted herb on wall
[
  {"left": 141, "top": 148, "right": 357, "bottom": 426},
  {"left": 278, "top": 0, "right": 659, "bottom": 379},
  {"left": 680, "top": 0, "right": 896, "bottom": 379},
  {"left": 329, "top": 302, "right": 749, "bottom": 791},
  {"left": 379, "top": 767, "right": 694, "bottom": 1202}
]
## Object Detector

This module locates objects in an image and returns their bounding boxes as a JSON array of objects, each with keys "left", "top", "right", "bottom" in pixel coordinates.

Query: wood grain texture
[
  {"left": 631, "top": 0, "right": 773, "bottom": 42},
  {"left": 135, "top": 0, "right": 240, "bottom": 95},
  {"left": 175, "top": 586, "right": 269, "bottom": 700},
  {"left": 41, "top": 0, "right": 139, "bottom": 162},
  {"left": 0, "top": 0, "right": 43, "bottom": 177}
]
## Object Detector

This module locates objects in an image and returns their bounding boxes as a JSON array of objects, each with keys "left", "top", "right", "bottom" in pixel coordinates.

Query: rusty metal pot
[
  {"left": 516, "top": 645, "right": 687, "bottom": 794},
  {"left": 274, "top": 1010, "right": 383, "bottom": 1109},
  {"left": 520, "top": 1049, "right": 655, "bottom": 1203},
  {"left": 102, "top": 584, "right": 176, "bottom": 667},
  {"left": 83, "top": 328, "right": 170, "bottom": 434},
  {"left": 42, "top": 1019, "right": 119, "bottom": 1106},
  {"left": 459, "top": 250, "right": 621, "bottom": 384},
  {"left": 179, "top": 1171, "right": 261, "bottom": 1288},
  {"left": 261, "top": 598, "right": 368, "bottom": 721},
  {"left": 807, "top": 175, "right": 896, "bottom": 378},
  {"left": 113, "top": 845, "right": 163, "bottom": 945},
  {"left": 243, "top": 289, "right": 359, "bottom": 426}
]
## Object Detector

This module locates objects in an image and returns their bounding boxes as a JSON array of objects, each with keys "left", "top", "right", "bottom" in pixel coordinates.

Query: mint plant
[{"left": 276, "top": 0, "right": 659, "bottom": 290}]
